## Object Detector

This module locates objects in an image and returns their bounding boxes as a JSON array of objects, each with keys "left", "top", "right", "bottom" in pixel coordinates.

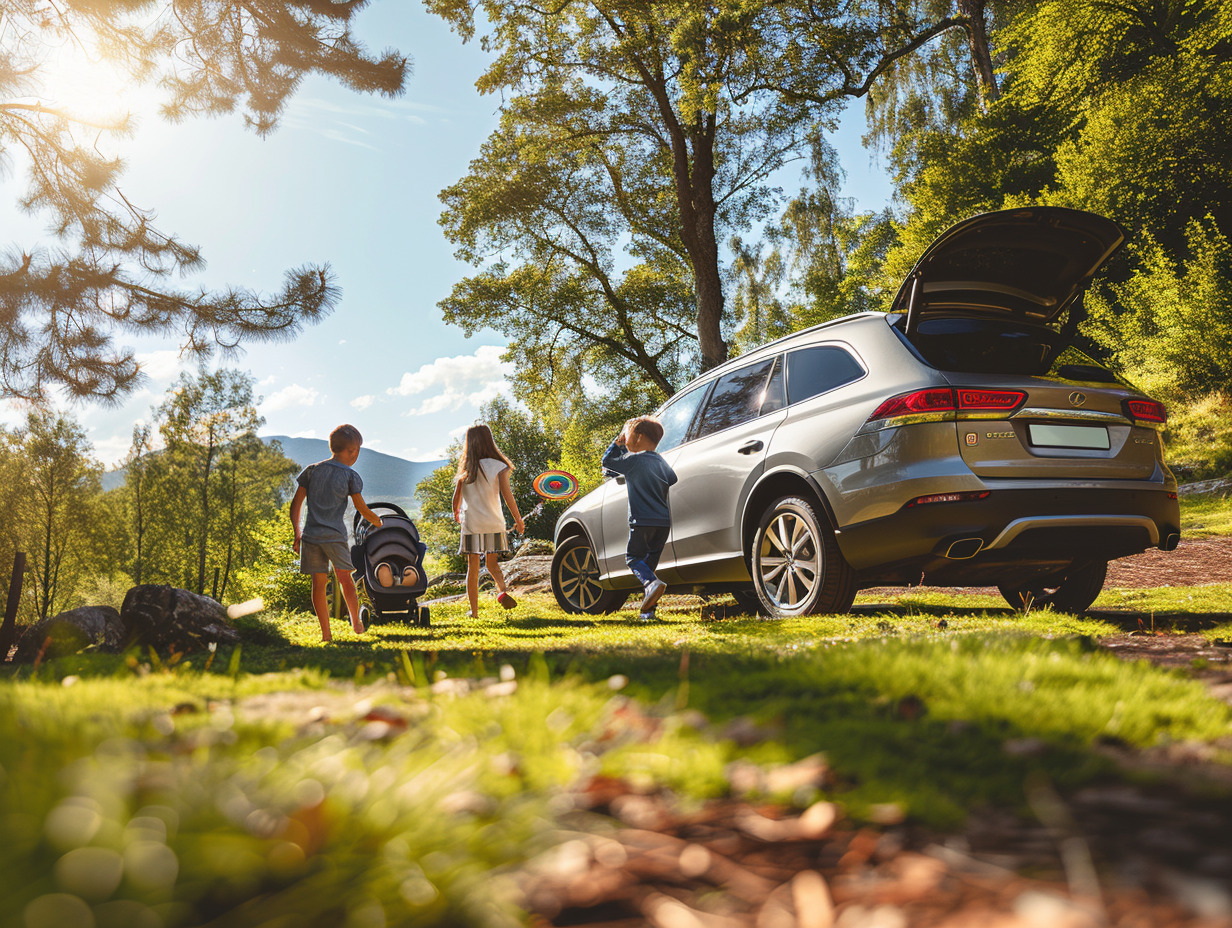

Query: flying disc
[{"left": 532, "top": 469, "right": 579, "bottom": 500}]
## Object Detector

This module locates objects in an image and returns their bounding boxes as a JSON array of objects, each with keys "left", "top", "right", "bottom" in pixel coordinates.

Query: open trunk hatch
[{"left": 891, "top": 207, "right": 1127, "bottom": 374}]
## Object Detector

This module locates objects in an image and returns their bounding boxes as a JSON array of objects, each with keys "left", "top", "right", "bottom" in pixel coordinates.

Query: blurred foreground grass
[{"left": 4, "top": 586, "right": 1232, "bottom": 927}]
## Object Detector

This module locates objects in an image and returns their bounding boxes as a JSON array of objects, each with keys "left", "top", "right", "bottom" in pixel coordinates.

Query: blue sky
[{"left": 2, "top": 3, "right": 893, "bottom": 467}]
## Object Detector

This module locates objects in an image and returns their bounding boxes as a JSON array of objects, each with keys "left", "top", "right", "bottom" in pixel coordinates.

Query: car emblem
[
  {"left": 1068, "top": 391, "right": 1087, "bottom": 408},
  {"left": 965, "top": 433, "right": 978, "bottom": 446}
]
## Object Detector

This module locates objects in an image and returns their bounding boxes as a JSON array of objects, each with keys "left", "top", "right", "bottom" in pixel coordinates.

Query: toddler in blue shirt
[{"left": 601, "top": 415, "right": 678, "bottom": 620}]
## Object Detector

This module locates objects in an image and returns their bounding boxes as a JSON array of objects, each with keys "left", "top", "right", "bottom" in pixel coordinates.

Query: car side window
[
  {"left": 761, "top": 355, "right": 787, "bottom": 414},
  {"left": 786, "top": 345, "right": 865, "bottom": 404},
  {"left": 656, "top": 385, "right": 709, "bottom": 452},
  {"left": 694, "top": 357, "right": 777, "bottom": 438}
]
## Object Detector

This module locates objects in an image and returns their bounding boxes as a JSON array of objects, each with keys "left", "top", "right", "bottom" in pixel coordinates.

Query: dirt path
[{"left": 1106, "top": 535, "right": 1232, "bottom": 587}]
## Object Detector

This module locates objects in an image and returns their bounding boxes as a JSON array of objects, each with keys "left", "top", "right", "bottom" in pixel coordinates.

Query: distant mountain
[
  {"left": 101, "top": 435, "right": 447, "bottom": 515},
  {"left": 267, "top": 436, "right": 446, "bottom": 514}
]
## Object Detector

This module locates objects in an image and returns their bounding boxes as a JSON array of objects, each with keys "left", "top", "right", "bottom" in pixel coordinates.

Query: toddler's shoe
[
  {"left": 640, "top": 578, "right": 666, "bottom": 613},
  {"left": 638, "top": 611, "right": 656, "bottom": 622},
  {"left": 497, "top": 590, "right": 517, "bottom": 609}
]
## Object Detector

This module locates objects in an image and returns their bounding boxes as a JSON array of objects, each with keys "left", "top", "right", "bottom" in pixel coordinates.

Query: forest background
[{"left": 2, "top": 0, "right": 1230, "bottom": 617}]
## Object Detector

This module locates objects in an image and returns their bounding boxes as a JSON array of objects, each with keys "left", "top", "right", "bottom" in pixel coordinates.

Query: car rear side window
[
  {"left": 694, "top": 357, "right": 777, "bottom": 437},
  {"left": 656, "top": 384, "right": 709, "bottom": 452},
  {"left": 785, "top": 346, "right": 864, "bottom": 403}
]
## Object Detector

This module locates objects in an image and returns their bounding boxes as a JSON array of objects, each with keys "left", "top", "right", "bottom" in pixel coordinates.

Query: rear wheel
[
  {"left": 998, "top": 560, "right": 1108, "bottom": 613},
  {"left": 751, "top": 496, "right": 855, "bottom": 617},
  {"left": 551, "top": 535, "right": 630, "bottom": 614}
]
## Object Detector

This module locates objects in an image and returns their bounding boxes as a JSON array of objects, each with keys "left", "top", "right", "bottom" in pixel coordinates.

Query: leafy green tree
[
  {"left": 11, "top": 411, "right": 103, "bottom": 621},
  {"left": 885, "top": 0, "right": 1232, "bottom": 281},
  {"left": 728, "top": 236, "right": 789, "bottom": 355},
  {"left": 429, "top": 0, "right": 976, "bottom": 394},
  {"left": 0, "top": 0, "right": 408, "bottom": 403},
  {"left": 148, "top": 369, "right": 295, "bottom": 595},
  {"left": 1085, "top": 218, "right": 1232, "bottom": 403}
]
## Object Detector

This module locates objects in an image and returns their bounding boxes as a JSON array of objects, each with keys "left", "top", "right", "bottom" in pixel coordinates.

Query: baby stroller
[{"left": 351, "top": 502, "right": 431, "bottom": 627}]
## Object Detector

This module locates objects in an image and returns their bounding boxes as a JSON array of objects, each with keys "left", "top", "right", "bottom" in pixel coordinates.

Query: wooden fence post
[{"left": 0, "top": 552, "right": 27, "bottom": 660}]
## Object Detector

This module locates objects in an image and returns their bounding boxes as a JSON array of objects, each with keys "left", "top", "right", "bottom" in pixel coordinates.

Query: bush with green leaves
[
  {"left": 1084, "top": 217, "right": 1232, "bottom": 403},
  {"left": 230, "top": 506, "right": 312, "bottom": 614}
]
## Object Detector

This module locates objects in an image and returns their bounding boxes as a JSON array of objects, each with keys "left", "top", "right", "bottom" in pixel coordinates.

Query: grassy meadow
[{"left": 5, "top": 577, "right": 1232, "bottom": 927}]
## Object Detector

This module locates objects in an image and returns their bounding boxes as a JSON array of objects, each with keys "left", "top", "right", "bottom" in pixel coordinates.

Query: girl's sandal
[{"left": 496, "top": 591, "right": 517, "bottom": 610}]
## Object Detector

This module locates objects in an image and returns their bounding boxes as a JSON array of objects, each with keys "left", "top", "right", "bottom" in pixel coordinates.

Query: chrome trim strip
[
  {"left": 985, "top": 515, "right": 1159, "bottom": 551},
  {"left": 856, "top": 411, "right": 953, "bottom": 435},
  {"left": 1011, "top": 407, "right": 1130, "bottom": 424}
]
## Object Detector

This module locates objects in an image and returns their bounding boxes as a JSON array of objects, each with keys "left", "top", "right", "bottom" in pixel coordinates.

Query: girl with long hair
[{"left": 451, "top": 424, "right": 525, "bottom": 617}]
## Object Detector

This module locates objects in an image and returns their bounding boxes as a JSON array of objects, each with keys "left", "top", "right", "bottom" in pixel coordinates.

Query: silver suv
[{"left": 551, "top": 207, "right": 1180, "bottom": 617}]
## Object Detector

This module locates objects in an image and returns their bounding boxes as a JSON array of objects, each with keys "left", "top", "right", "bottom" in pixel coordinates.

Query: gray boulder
[
  {"left": 121, "top": 585, "right": 240, "bottom": 653},
  {"left": 14, "top": 606, "right": 125, "bottom": 662}
]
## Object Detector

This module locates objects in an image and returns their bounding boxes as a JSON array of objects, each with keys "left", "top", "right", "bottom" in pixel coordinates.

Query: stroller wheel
[{"left": 418, "top": 606, "right": 430, "bottom": 627}]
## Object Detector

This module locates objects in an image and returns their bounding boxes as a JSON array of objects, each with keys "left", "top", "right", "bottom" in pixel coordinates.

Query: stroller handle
[{"left": 352, "top": 501, "right": 412, "bottom": 531}]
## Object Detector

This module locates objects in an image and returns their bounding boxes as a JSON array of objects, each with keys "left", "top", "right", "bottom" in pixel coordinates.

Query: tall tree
[
  {"left": 13, "top": 411, "right": 102, "bottom": 621},
  {"left": 429, "top": 0, "right": 977, "bottom": 388},
  {"left": 0, "top": 0, "right": 408, "bottom": 403},
  {"left": 154, "top": 368, "right": 293, "bottom": 595}
]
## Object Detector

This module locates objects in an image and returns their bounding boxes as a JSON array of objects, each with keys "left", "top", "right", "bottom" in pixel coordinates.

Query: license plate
[{"left": 1027, "top": 423, "right": 1110, "bottom": 450}]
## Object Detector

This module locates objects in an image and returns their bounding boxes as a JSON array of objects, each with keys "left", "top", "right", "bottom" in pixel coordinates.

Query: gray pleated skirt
[{"left": 458, "top": 531, "right": 510, "bottom": 555}]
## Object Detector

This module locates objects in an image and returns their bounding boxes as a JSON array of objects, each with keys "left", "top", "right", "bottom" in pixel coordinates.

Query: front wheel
[
  {"left": 998, "top": 560, "right": 1108, "bottom": 613},
  {"left": 551, "top": 535, "right": 630, "bottom": 614},
  {"left": 751, "top": 496, "right": 855, "bottom": 617}
]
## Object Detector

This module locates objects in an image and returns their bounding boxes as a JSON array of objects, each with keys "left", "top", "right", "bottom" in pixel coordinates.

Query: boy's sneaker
[
  {"left": 640, "top": 579, "right": 666, "bottom": 613},
  {"left": 497, "top": 591, "right": 517, "bottom": 610}
]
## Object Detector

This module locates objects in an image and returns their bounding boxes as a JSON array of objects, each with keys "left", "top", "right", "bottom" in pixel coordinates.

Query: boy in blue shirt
[
  {"left": 290, "top": 424, "right": 383, "bottom": 642},
  {"left": 601, "top": 416, "right": 678, "bottom": 620}
]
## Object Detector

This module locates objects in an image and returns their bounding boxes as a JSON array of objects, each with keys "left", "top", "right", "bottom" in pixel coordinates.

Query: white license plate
[{"left": 1028, "top": 423, "right": 1110, "bottom": 450}]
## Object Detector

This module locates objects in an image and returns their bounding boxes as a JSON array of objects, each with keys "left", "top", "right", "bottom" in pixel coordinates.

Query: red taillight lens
[
  {"left": 1125, "top": 398, "right": 1167, "bottom": 423},
  {"left": 868, "top": 388, "right": 956, "bottom": 421},
  {"left": 956, "top": 389, "right": 1026, "bottom": 412},
  {"left": 904, "top": 490, "right": 992, "bottom": 508}
]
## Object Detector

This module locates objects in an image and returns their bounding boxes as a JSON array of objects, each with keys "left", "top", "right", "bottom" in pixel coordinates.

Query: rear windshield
[{"left": 895, "top": 315, "right": 1124, "bottom": 383}]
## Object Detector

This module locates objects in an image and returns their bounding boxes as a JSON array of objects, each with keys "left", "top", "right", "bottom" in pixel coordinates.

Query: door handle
[{"left": 737, "top": 440, "right": 764, "bottom": 455}]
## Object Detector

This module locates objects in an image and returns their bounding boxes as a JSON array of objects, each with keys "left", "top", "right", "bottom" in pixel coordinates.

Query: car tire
[
  {"left": 751, "top": 496, "right": 856, "bottom": 617},
  {"left": 551, "top": 535, "right": 630, "bottom": 614},
  {"left": 998, "top": 560, "right": 1108, "bottom": 613}
]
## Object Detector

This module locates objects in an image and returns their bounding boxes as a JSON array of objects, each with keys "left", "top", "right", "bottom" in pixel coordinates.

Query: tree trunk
[
  {"left": 957, "top": 0, "right": 999, "bottom": 110},
  {"left": 197, "top": 434, "right": 216, "bottom": 595}
]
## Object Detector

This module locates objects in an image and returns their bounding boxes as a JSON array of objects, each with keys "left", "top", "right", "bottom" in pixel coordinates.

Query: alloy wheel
[{"left": 757, "top": 509, "right": 821, "bottom": 609}]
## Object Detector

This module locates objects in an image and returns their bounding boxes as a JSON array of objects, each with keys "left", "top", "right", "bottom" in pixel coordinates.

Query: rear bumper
[{"left": 835, "top": 483, "right": 1180, "bottom": 586}]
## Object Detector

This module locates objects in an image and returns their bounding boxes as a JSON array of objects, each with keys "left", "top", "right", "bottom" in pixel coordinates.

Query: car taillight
[
  {"left": 904, "top": 490, "right": 991, "bottom": 508},
  {"left": 867, "top": 388, "right": 956, "bottom": 422},
  {"left": 866, "top": 387, "right": 1025, "bottom": 428},
  {"left": 956, "top": 389, "right": 1026, "bottom": 412},
  {"left": 1124, "top": 397, "right": 1167, "bottom": 424}
]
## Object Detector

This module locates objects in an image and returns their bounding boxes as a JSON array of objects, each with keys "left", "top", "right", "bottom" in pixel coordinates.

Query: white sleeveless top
[{"left": 459, "top": 458, "right": 508, "bottom": 534}]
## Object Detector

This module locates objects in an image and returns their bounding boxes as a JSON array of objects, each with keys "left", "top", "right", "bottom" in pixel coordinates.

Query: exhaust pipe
[
  {"left": 1161, "top": 533, "right": 1180, "bottom": 551},
  {"left": 944, "top": 537, "right": 984, "bottom": 560}
]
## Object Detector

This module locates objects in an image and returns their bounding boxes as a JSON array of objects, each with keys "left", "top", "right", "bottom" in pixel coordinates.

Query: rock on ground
[
  {"left": 14, "top": 606, "right": 125, "bottom": 662},
  {"left": 120, "top": 585, "right": 240, "bottom": 654}
]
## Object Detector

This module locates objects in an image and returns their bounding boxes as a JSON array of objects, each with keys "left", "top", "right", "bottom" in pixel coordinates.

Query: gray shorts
[{"left": 300, "top": 539, "right": 354, "bottom": 575}]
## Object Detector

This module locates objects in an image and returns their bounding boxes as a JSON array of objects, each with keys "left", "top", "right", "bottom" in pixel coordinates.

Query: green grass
[
  {"left": 5, "top": 587, "right": 1232, "bottom": 926},
  {"left": 1181, "top": 492, "right": 1232, "bottom": 536}
]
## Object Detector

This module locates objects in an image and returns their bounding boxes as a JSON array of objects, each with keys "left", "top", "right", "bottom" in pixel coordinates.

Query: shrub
[{"left": 230, "top": 506, "right": 312, "bottom": 613}]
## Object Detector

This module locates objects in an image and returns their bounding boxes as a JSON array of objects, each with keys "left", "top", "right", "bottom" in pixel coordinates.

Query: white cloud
[
  {"left": 403, "top": 446, "right": 447, "bottom": 461},
  {"left": 93, "top": 433, "right": 134, "bottom": 469},
  {"left": 350, "top": 394, "right": 375, "bottom": 410},
  {"left": 388, "top": 345, "right": 512, "bottom": 416},
  {"left": 136, "top": 349, "right": 187, "bottom": 383},
  {"left": 263, "top": 383, "right": 320, "bottom": 413},
  {"left": 291, "top": 429, "right": 317, "bottom": 439}
]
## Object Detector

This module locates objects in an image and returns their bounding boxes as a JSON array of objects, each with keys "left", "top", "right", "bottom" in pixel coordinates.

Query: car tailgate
[{"left": 951, "top": 375, "right": 1160, "bottom": 479}]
